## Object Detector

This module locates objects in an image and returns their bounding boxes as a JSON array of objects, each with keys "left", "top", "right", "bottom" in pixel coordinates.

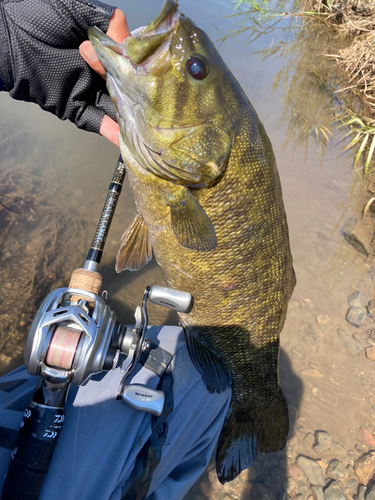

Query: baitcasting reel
[
  {"left": 25, "top": 280, "right": 191, "bottom": 416},
  {"left": 2, "top": 157, "right": 193, "bottom": 500}
]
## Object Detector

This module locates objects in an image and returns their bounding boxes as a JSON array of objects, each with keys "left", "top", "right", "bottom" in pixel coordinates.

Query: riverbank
[
  {"left": 232, "top": 0, "right": 375, "bottom": 173},
  {"left": 308, "top": 0, "right": 375, "bottom": 173}
]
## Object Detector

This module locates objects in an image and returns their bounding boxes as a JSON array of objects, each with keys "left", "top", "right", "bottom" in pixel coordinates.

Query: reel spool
[{"left": 45, "top": 327, "right": 82, "bottom": 370}]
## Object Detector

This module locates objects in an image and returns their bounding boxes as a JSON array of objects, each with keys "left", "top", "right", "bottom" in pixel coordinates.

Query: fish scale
[{"left": 89, "top": 0, "right": 295, "bottom": 484}]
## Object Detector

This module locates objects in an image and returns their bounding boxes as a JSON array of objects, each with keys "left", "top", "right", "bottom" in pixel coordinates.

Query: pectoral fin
[
  {"left": 168, "top": 189, "right": 217, "bottom": 252},
  {"left": 115, "top": 213, "right": 153, "bottom": 272}
]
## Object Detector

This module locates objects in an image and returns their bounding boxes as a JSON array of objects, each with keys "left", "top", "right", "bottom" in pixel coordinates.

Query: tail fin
[{"left": 216, "top": 388, "right": 289, "bottom": 484}]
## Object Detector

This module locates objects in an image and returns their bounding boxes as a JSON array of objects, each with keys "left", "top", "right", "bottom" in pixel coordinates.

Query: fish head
[{"left": 88, "top": 0, "right": 235, "bottom": 187}]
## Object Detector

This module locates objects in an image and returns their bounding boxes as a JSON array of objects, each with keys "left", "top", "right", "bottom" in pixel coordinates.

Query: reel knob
[
  {"left": 148, "top": 286, "right": 192, "bottom": 313},
  {"left": 120, "top": 384, "right": 165, "bottom": 416}
]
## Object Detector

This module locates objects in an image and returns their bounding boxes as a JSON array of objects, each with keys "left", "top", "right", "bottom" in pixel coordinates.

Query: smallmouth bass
[{"left": 89, "top": 0, "right": 295, "bottom": 483}]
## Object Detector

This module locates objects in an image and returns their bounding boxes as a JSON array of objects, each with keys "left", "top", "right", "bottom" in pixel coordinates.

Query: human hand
[
  {"left": 80, "top": 9, "right": 129, "bottom": 147},
  {"left": 0, "top": 0, "right": 125, "bottom": 139}
]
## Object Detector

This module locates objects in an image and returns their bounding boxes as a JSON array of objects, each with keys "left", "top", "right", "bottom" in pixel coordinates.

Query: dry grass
[
  {"left": 312, "top": 0, "right": 375, "bottom": 114},
  {"left": 336, "top": 33, "right": 375, "bottom": 113},
  {"left": 307, "top": 0, "right": 375, "bottom": 171},
  {"left": 312, "top": 0, "right": 375, "bottom": 35}
]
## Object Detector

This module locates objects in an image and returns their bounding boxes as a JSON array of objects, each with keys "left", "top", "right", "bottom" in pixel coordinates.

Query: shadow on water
[{"left": 184, "top": 348, "right": 302, "bottom": 500}]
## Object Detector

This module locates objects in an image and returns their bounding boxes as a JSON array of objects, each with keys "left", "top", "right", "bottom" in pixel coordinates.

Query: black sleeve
[{"left": 0, "top": 0, "right": 117, "bottom": 133}]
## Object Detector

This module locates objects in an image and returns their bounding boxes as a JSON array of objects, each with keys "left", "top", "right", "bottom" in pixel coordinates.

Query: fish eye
[{"left": 186, "top": 56, "right": 209, "bottom": 80}]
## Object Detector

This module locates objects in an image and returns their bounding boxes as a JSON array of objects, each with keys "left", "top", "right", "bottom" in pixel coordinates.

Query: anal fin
[
  {"left": 184, "top": 326, "right": 231, "bottom": 393},
  {"left": 169, "top": 190, "right": 217, "bottom": 252},
  {"left": 115, "top": 212, "right": 153, "bottom": 272}
]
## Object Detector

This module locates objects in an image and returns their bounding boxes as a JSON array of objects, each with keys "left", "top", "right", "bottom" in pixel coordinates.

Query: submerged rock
[
  {"left": 356, "top": 484, "right": 367, "bottom": 500},
  {"left": 367, "top": 300, "right": 375, "bottom": 319},
  {"left": 326, "top": 460, "right": 347, "bottom": 480},
  {"left": 253, "top": 483, "right": 277, "bottom": 500},
  {"left": 346, "top": 307, "right": 367, "bottom": 327},
  {"left": 342, "top": 218, "right": 371, "bottom": 257},
  {"left": 348, "top": 292, "right": 365, "bottom": 309},
  {"left": 354, "top": 452, "right": 375, "bottom": 485},
  {"left": 344, "top": 478, "right": 359, "bottom": 494},
  {"left": 324, "top": 481, "right": 348, "bottom": 500},
  {"left": 311, "top": 485, "right": 325, "bottom": 500},
  {"left": 337, "top": 328, "right": 364, "bottom": 355},
  {"left": 365, "top": 346, "right": 375, "bottom": 361},
  {"left": 314, "top": 431, "right": 332, "bottom": 454},
  {"left": 365, "top": 483, "right": 375, "bottom": 500},
  {"left": 296, "top": 456, "right": 326, "bottom": 487}
]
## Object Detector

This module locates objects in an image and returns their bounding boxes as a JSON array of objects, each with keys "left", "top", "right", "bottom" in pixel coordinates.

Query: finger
[
  {"left": 100, "top": 114, "right": 120, "bottom": 147},
  {"left": 79, "top": 41, "right": 105, "bottom": 79},
  {"left": 107, "top": 9, "right": 130, "bottom": 43},
  {"left": 79, "top": 9, "right": 129, "bottom": 79}
]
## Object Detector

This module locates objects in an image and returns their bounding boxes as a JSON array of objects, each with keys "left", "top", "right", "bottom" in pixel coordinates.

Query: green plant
[{"left": 339, "top": 111, "right": 375, "bottom": 173}]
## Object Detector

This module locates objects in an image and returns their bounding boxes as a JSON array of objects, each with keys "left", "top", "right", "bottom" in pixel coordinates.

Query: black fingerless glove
[{"left": 0, "top": 0, "right": 117, "bottom": 133}]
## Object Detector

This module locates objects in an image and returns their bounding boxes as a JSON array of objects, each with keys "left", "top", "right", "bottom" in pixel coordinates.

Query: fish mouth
[
  {"left": 88, "top": 0, "right": 207, "bottom": 183},
  {"left": 88, "top": 0, "right": 180, "bottom": 76}
]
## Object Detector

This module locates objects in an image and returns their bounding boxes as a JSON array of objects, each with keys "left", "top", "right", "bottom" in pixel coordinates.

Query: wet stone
[
  {"left": 330, "top": 442, "right": 350, "bottom": 464},
  {"left": 342, "top": 218, "right": 371, "bottom": 257},
  {"left": 365, "top": 347, "right": 375, "bottom": 361},
  {"left": 283, "top": 477, "right": 298, "bottom": 495},
  {"left": 326, "top": 460, "right": 347, "bottom": 480},
  {"left": 366, "top": 329, "right": 375, "bottom": 346},
  {"left": 346, "top": 307, "right": 367, "bottom": 328},
  {"left": 357, "top": 484, "right": 367, "bottom": 500},
  {"left": 324, "top": 481, "right": 348, "bottom": 500},
  {"left": 311, "top": 486, "right": 325, "bottom": 500},
  {"left": 298, "top": 481, "right": 311, "bottom": 499},
  {"left": 316, "top": 314, "right": 330, "bottom": 325},
  {"left": 365, "top": 483, "right": 375, "bottom": 500},
  {"left": 314, "top": 431, "right": 332, "bottom": 454},
  {"left": 262, "top": 474, "right": 276, "bottom": 492},
  {"left": 296, "top": 456, "right": 326, "bottom": 487},
  {"left": 354, "top": 452, "right": 375, "bottom": 485},
  {"left": 337, "top": 328, "right": 364, "bottom": 355},
  {"left": 254, "top": 483, "right": 277, "bottom": 500},
  {"left": 270, "top": 466, "right": 284, "bottom": 484},
  {"left": 280, "top": 494, "right": 291, "bottom": 500},
  {"left": 344, "top": 479, "right": 358, "bottom": 493},
  {"left": 367, "top": 300, "right": 375, "bottom": 319},
  {"left": 303, "top": 433, "right": 316, "bottom": 451},
  {"left": 292, "top": 348, "right": 305, "bottom": 359},
  {"left": 348, "top": 292, "right": 365, "bottom": 309}
]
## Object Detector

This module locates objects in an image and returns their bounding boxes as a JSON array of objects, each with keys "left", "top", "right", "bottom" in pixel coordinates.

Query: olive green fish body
[{"left": 89, "top": 0, "right": 295, "bottom": 483}]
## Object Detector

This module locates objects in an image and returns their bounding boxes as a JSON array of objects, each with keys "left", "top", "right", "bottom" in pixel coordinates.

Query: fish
[{"left": 88, "top": 0, "right": 295, "bottom": 483}]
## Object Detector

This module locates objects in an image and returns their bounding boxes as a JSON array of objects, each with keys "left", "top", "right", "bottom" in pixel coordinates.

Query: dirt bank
[{"left": 311, "top": 0, "right": 375, "bottom": 115}]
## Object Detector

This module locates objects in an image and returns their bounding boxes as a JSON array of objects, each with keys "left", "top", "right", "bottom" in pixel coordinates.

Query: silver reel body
[{"left": 24, "top": 285, "right": 192, "bottom": 416}]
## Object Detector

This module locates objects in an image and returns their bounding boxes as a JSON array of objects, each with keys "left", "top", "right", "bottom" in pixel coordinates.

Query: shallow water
[{"left": 1, "top": 0, "right": 375, "bottom": 498}]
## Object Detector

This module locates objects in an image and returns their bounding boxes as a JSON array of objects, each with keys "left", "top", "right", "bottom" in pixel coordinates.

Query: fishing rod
[{"left": 1, "top": 156, "right": 191, "bottom": 500}]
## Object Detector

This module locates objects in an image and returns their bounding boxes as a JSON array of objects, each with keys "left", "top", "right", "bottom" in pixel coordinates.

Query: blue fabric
[{"left": 0, "top": 326, "right": 231, "bottom": 500}]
